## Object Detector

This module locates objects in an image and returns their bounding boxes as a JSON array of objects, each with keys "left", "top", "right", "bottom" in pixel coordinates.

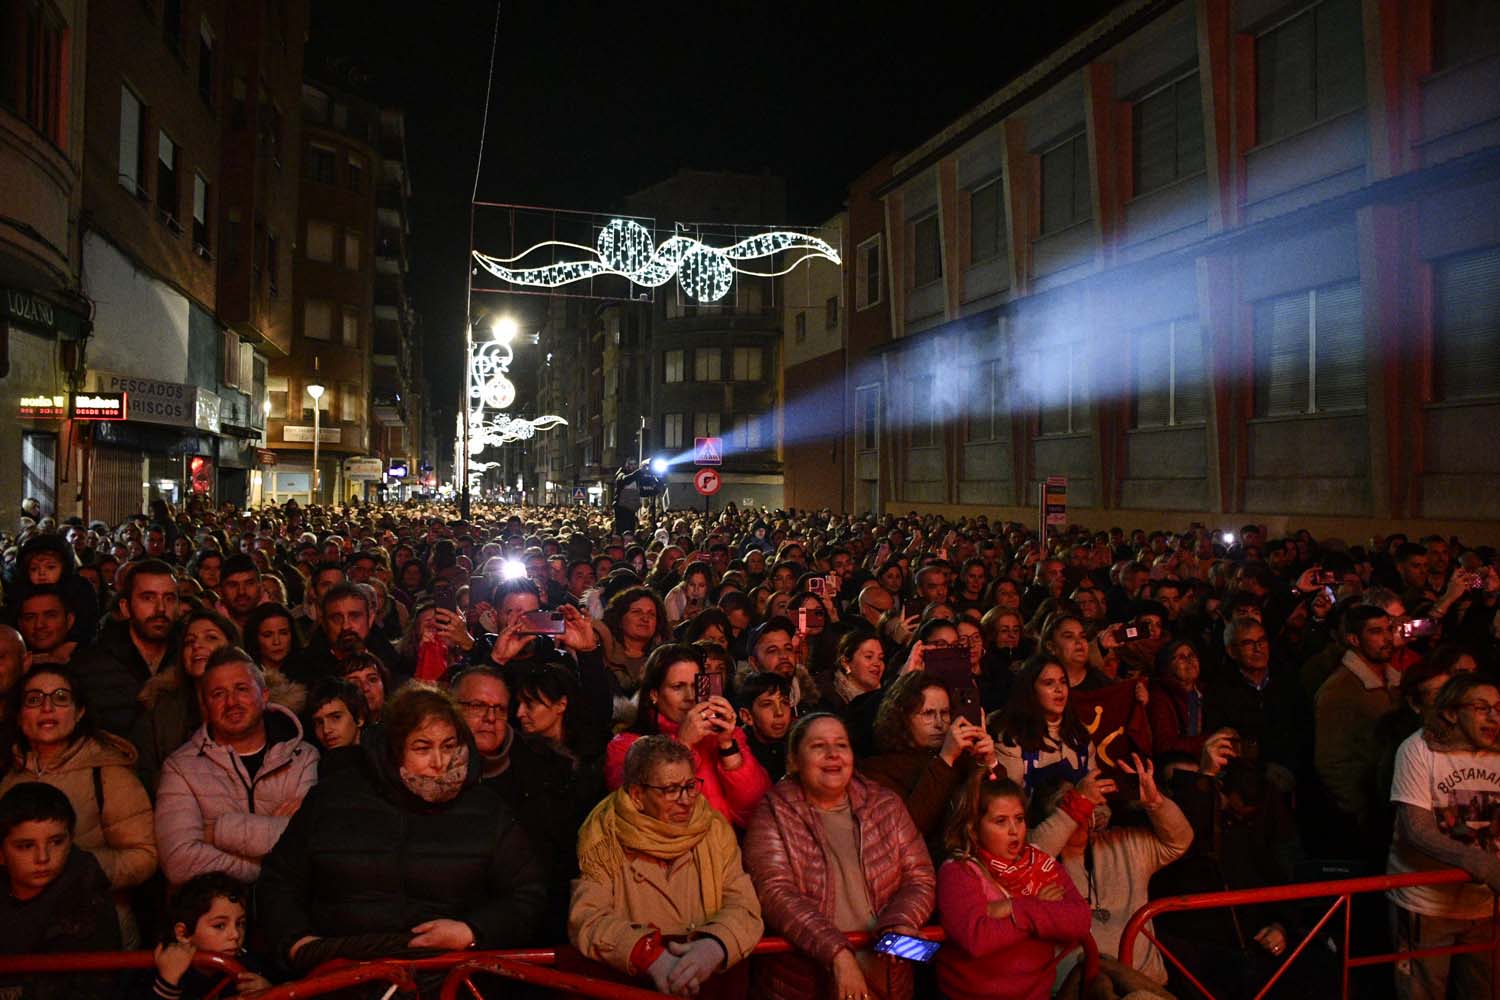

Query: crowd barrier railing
[
  {"left": 0, "top": 926, "right": 1100, "bottom": 1000},
  {"left": 1117, "top": 867, "right": 1497, "bottom": 1000}
]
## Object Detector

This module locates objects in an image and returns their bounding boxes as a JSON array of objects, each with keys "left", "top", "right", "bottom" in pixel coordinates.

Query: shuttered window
[
  {"left": 1041, "top": 133, "right": 1091, "bottom": 234},
  {"left": 857, "top": 237, "right": 882, "bottom": 309},
  {"left": 857, "top": 386, "right": 879, "bottom": 451},
  {"left": 1134, "top": 325, "right": 1172, "bottom": 427},
  {"left": 913, "top": 214, "right": 942, "bottom": 285},
  {"left": 1254, "top": 282, "right": 1365, "bottom": 416},
  {"left": 1133, "top": 73, "right": 1205, "bottom": 196},
  {"left": 969, "top": 179, "right": 1005, "bottom": 263},
  {"left": 1256, "top": 0, "right": 1365, "bottom": 144},
  {"left": 909, "top": 375, "right": 936, "bottom": 446},
  {"left": 966, "top": 360, "right": 1008, "bottom": 441},
  {"left": 1436, "top": 0, "right": 1500, "bottom": 69},
  {"left": 1038, "top": 349, "right": 1090, "bottom": 435},
  {"left": 1434, "top": 247, "right": 1500, "bottom": 401}
]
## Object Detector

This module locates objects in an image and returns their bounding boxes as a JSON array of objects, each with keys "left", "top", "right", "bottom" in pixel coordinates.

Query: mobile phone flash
[
  {"left": 501, "top": 559, "right": 527, "bottom": 581},
  {"left": 1220, "top": 531, "right": 1236, "bottom": 545}
]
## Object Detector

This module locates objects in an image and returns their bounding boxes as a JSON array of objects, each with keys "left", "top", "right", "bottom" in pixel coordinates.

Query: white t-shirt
[{"left": 1387, "top": 730, "right": 1500, "bottom": 919}]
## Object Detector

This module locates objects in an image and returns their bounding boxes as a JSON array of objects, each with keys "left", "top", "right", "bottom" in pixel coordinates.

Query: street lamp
[
  {"left": 306, "top": 381, "right": 325, "bottom": 505},
  {"left": 492, "top": 315, "right": 518, "bottom": 344}
]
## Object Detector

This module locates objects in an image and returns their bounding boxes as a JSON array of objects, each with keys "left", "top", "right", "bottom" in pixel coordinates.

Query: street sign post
[
  {"left": 694, "top": 467, "right": 721, "bottom": 496},
  {"left": 571, "top": 486, "right": 588, "bottom": 503},
  {"left": 693, "top": 436, "right": 723, "bottom": 466}
]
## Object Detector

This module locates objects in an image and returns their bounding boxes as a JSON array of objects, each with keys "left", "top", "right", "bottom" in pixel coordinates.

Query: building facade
[
  {"left": 833, "top": 0, "right": 1500, "bottom": 537},
  {"left": 780, "top": 213, "right": 848, "bottom": 511}
]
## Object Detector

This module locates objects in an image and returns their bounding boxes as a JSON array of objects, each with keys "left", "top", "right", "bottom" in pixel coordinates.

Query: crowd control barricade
[
  {"left": 0, "top": 951, "right": 248, "bottom": 998},
  {"left": 1117, "top": 867, "right": 1497, "bottom": 1000}
]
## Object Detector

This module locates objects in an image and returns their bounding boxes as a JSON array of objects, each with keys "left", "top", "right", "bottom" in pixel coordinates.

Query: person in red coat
[{"left": 937, "top": 775, "right": 1091, "bottom": 1000}]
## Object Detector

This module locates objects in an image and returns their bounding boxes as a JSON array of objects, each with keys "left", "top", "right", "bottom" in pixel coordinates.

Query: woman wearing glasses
[
  {"left": 859, "top": 670, "right": 997, "bottom": 848},
  {"left": 604, "top": 644, "right": 770, "bottom": 829},
  {"left": 745, "top": 713, "right": 935, "bottom": 1000},
  {"left": 0, "top": 666, "right": 157, "bottom": 946},
  {"left": 569, "top": 735, "right": 763, "bottom": 999}
]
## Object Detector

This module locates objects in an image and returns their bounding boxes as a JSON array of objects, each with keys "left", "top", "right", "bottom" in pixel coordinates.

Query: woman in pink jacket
[
  {"left": 744, "top": 713, "right": 935, "bottom": 1000},
  {"left": 936, "top": 775, "right": 1090, "bottom": 1000},
  {"left": 605, "top": 644, "right": 769, "bottom": 828}
]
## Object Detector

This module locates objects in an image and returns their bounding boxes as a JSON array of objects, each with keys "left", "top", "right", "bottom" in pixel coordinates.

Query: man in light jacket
[{"left": 155, "top": 647, "right": 319, "bottom": 887}]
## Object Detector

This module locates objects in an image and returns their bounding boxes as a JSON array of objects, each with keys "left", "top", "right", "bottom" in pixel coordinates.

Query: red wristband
[
  {"left": 629, "top": 929, "right": 664, "bottom": 974},
  {"left": 1059, "top": 789, "right": 1096, "bottom": 825}
]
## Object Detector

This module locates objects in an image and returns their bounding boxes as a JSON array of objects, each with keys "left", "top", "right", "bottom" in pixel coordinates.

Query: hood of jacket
[
  {"left": 140, "top": 663, "right": 307, "bottom": 713},
  {"left": 13, "top": 730, "right": 137, "bottom": 777},
  {"left": 185, "top": 701, "right": 308, "bottom": 769}
]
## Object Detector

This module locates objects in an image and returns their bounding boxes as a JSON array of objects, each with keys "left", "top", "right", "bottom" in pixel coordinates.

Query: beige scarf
[{"left": 577, "top": 788, "right": 727, "bottom": 915}]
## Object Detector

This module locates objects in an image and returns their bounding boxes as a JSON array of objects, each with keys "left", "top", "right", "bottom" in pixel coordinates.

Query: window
[
  {"left": 197, "top": 22, "right": 215, "bottom": 104},
  {"left": 732, "top": 413, "right": 765, "bottom": 450},
  {"left": 913, "top": 214, "right": 942, "bottom": 286},
  {"left": 332, "top": 102, "right": 347, "bottom": 130},
  {"left": 341, "top": 308, "right": 359, "bottom": 347},
  {"left": 301, "top": 85, "right": 327, "bottom": 123},
  {"left": 908, "top": 375, "right": 936, "bottom": 446},
  {"left": 118, "top": 86, "right": 146, "bottom": 194},
  {"left": 305, "top": 220, "right": 334, "bottom": 263},
  {"left": 1133, "top": 319, "right": 1206, "bottom": 428},
  {"left": 857, "top": 237, "right": 882, "bottom": 309},
  {"left": 1434, "top": 247, "right": 1500, "bottom": 401},
  {"left": 1041, "top": 132, "right": 1092, "bottom": 234},
  {"left": 305, "top": 143, "right": 336, "bottom": 184},
  {"left": 162, "top": 0, "right": 182, "bottom": 53},
  {"left": 733, "top": 347, "right": 762, "bottom": 381},
  {"left": 966, "top": 360, "right": 1008, "bottom": 441},
  {"left": 304, "top": 300, "right": 333, "bottom": 341},
  {"left": 1133, "top": 73, "right": 1204, "bottom": 196},
  {"left": 340, "top": 382, "right": 360, "bottom": 422},
  {"left": 344, "top": 229, "right": 361, "bottom": 271},
  {"left": 221, "top": 331, "right": 243, "bottom": 388},
  {"left": 348, "top": 155, "right": 365, "bottom": 193},
  {"left": 21, "top": 433, "right": 55, "bottom": 516},
  {"left": 826, "top": 295, "right": 839, "bottom": 330},
  {"left": 1436, "top": 0, "right": 1500, "bottom": 69},
  {"left": 1256, "top": 0, "right": 1364, "bottom": 144},
  {"left": 267, "top": 375, "right": 289, "bottom": 418},
  {"left": 693, "top": 347, "right": 720, "bottom": 381},
  {"left": 693, "top": 412, "right": 721, "bottom": 439},
  {"left": 794, "top": 312, "right": 807, "bottom": 343},
  {"left": 663, "top": 413, "right": 684, "bottom": 449},
  {"left": 1038, "top": 349, "right": 1091, "bottom": 435},
  {"left": 192, "top": 174, "right": 209, "bottom": 251},
  {"left": 2, "top": 0, "right": 66, "bottom": 146},
  {"left": 262, "top": 101, "right": 282, "bottom": 166},
  {"left": 1253, "top": 281, "right": 1365, "bottom": 416},
  {"left": 266, "top": 231, "right": 280, "bottom": 296},
  {"left": 156, "top": 131, "right": 180, "bottom": 225},
  {"left": 664, "top": 349, "right": 684, "bottom": 383},
  {"left": 856, "top": 385, "right": 880, "bottom": 451},
  {"left": 969, "top": 178, "right": 1006, "bottom": 263}
]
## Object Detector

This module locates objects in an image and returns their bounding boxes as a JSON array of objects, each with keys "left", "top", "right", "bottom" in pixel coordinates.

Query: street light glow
[
  {"left": 305, "top": 382, "right": 325, "bottom": 400},
  {"left": 492, "top": 316, "right": 519, "bottom": 344}
]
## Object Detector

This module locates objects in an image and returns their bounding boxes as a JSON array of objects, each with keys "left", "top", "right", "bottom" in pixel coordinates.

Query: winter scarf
[
  {"left": 577, "top": 788, "right": 726, "bottom": 915},
  {"left": 399, "top": 743, "right": 470, "bottom": 803},
  {"left": 980, "top": 844, "right": 1071, "bottom": 898}
]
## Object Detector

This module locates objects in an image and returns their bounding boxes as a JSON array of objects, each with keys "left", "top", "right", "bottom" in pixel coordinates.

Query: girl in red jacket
[{"left": 936, "top": 776, "right": 1091, "bottom": 1000}]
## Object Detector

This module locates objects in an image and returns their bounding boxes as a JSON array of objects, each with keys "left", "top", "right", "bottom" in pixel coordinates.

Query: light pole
[{"left": 306, "top": 381, "right": 324, "bottom": 506}]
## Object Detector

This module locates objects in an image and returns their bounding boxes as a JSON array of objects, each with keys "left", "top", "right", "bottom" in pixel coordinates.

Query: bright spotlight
[
  {"left": 651, "top": 457, "right": 669, "bottom": 475},
  {"left": 492, "top": 316, "right": 519, "bottom": 344},
  {"left": 501, "top": 559, "right": 527, "bottom": 580},
  {"left": 1220, "top": 531, "right": 1236, "bottom": 546}
]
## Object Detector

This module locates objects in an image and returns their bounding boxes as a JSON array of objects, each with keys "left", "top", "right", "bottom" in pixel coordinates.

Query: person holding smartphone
[{"left": 936, "top": 775, "right": 1090, "bottom": 1000}]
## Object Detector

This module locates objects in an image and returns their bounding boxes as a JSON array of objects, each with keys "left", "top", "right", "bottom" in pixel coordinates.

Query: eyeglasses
[
  {"left": 638, "top": 778, "right": 704, "bottom": 802},
  {"left": 1234, "top": 638, "right": 1270, "bottom": 650},
  {"left": 913, "top": 708, "right": 951, "bottom": 725},
  {"left": 457, "top": 700, "right": 508, "bottom": 718},
  {"left": 22, "top": 689, "right": 74, "bottom": 709},
  {"left": 1459, "top": 702, "right": 1500, "bottom": 718}
]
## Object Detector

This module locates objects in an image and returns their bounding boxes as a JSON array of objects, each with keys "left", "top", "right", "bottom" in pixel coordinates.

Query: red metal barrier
[
  {"left": 1117, "top": 867, "right": 1497, "bottom": 1000},
  {"left": 0, "top": 951, "right": 247, "bottom": 999}
]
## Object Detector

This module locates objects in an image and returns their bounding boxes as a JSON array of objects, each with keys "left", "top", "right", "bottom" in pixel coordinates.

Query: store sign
[
  {"left": 18, "top": 394, "right": 66, "bottom": 418},
  {"left": 70, "top": 392, "right": 128, "bottom": 420},
  {"left": 255, "top": 449, "right": 277, "bottom": 466},
  {"left": 2, "top": 288, "right": 85, "bottom": 339},
  {"left": 345, "top": 457, "right": 384, "bottom": 481},
  {"left": 387, "top": 462, "right": 409, "bottom": 479},
  {"left": 282, "top": 425, "right": 342, "bottom": 443},
  {"left": 90, "top": 371, "right": 219, "bottom": 431}
]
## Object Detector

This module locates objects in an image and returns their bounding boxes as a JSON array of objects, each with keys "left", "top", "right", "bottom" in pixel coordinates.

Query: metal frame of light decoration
[{"left": 472, "top": 217, "right": 841, "bottom": 303}]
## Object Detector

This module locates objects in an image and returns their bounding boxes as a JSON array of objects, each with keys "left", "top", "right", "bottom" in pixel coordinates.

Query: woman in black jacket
[{"left": 256, "top": 682, "right": 547, "bottom": 973}]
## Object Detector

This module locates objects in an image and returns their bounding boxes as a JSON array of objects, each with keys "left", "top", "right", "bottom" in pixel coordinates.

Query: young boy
[
  {"left": 736, "top": 672, "right": 792, "bottom": 780},
  {"left": 148, "top": 873, "right": 272, "bottom": 999},
  {"left": 0, "top": 783, "right": 120, "bottom": 1000}
]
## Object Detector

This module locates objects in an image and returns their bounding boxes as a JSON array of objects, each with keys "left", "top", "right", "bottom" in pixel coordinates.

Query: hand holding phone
[{"left": 873, "top": 932, "right": 940, "bottom": 963}]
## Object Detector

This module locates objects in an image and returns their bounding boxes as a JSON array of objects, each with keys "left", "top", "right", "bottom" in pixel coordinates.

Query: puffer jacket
[
  {"left": 154, "top": 703, "right": 320, "bottom": 887},
  {"left": 0, "top": 732, "right": 156, "bottom": 889},
  {"left": 256, "top": 727, "right": 547, "bottom": 961},
  {"left": 743, "top": 774, "right": 936, "bottom": 1000},
  {"left": 605, "top": 715, "right": 770, "bottom": 828},
  {"left": 131, "top": 663, "right": 306, "bottom": 794}
]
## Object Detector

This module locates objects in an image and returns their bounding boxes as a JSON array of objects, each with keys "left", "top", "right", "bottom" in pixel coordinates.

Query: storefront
[{"left": 1, "top": 288, "right": 89, "bottom": 522}]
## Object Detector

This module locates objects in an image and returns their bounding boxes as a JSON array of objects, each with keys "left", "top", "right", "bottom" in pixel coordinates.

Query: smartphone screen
[
  {"left": 873, "top": 932, "right": 940, "bottom": 963},
  {"left": 518, "top": 610, "right": 566, "bottom": 635}
]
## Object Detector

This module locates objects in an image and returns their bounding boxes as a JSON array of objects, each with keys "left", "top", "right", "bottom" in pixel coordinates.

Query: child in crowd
[
  {"left": 146, "top": 873, "right": 272, "bottom": 999},
  {"left": 0, "top": 782, "right": 120, "bottom": 1000},
  {"left": 736, "top": 672, "right": 793, "bottom": 780}
]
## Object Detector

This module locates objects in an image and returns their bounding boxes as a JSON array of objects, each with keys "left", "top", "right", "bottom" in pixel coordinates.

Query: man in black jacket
[
  {"left": 68, "top": 558, "right": 179, "bottom": 736},
  {"left": 282, "top": 582, "right": 400, "bottom": 688}
]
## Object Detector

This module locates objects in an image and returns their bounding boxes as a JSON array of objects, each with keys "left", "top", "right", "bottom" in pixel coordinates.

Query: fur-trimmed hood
[{"left": 138, "top": 662, "right": 307, "bottom": 714}]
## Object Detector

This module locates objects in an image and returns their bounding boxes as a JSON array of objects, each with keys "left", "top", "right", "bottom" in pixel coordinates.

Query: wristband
[
  {"left": 1059, "top": 789, "right": 1097, "bottom": 825},
  {"left": 718, "top": 740, "right": 742, "bottom": 758},
  {"left": 630, "top": 929, "right": 665, "bottom": 973}
]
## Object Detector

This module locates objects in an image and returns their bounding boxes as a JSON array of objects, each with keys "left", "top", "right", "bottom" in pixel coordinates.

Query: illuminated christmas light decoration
[
  {"left": 463, "top": 332, "right": 567, "bottom": 470},
  {"left": 472, "top": 219, "right": 840, "bottom": 302},
  {"left": 467, "top": 414, "right": 569, "bottom": 455}
]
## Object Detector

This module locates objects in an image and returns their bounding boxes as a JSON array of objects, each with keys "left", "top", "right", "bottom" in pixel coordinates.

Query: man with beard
[
  {"left": 70, "top": 559, "right": 180, "bottom": 735},
  {"left": 16, "top": 589, "right": 76, "bottom": 666},
  {"left": 218, "top": 554, "right": 262, "bottom": 633},
  {"left": 1387, "top": 673, "right": 1500, "bottom": 999},
  {"left": 283, "top": 582, "right": 399, "bottom": 687}
]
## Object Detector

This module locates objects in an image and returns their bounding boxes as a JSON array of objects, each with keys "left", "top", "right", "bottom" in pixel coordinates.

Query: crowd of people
[{"left": 0, "top": 496, "right": 1496, "bottom": 1000}]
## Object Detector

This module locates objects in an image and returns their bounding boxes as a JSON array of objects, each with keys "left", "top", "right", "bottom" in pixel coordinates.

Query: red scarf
[{"left": 980, "top": 845, "right": 1067, "bottom": 898}]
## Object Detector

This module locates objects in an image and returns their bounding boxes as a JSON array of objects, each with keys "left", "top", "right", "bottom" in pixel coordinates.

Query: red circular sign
[{"left": 694, "top": 467, "right": 721, "bottom": 496}]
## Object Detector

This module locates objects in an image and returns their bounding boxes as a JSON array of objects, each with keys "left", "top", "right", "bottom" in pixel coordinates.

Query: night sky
[{"left": 306, "top": 1, "right": 1125, "bottom": 428}]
